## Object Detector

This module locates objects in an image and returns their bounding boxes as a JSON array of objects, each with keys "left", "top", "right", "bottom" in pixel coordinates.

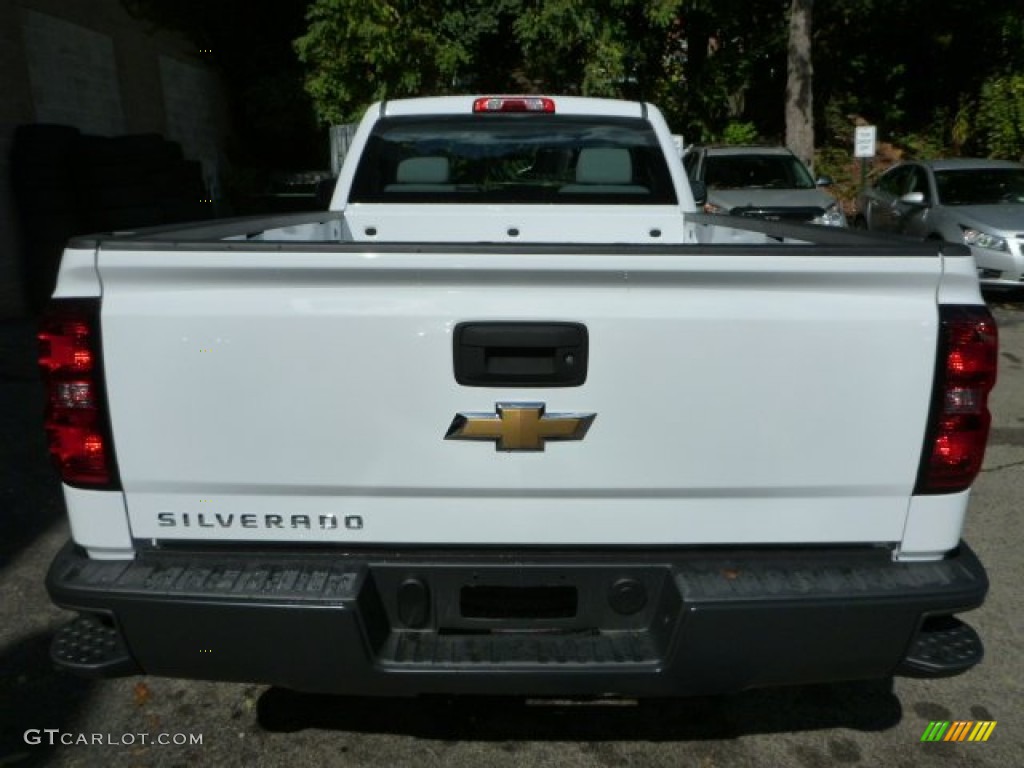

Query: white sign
[{"left": 854, "top": 125, "right": 877, "bottom": 158}]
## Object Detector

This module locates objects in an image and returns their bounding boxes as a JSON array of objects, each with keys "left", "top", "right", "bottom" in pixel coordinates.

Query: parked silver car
[
  {"left": 855, "top": 158, "right": 1024, "bottom": 290},
  {"left": 683, "top": 145, "right": 847, "bottom": 226}
]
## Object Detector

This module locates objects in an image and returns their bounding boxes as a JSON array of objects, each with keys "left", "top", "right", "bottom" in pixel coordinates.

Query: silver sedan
[{"left": 855, "top": 158, "right": 1024, "bottom": 290}]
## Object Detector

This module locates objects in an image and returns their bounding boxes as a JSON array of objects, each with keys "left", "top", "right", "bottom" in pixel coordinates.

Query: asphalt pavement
[{"left": 1, "top": 298, "right": 1022, "bottom": 768}]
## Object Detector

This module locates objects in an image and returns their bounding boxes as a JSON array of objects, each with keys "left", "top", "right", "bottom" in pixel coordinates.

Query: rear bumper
[{"left": 47, "top": 541, "right": 988, "bottom": 697}]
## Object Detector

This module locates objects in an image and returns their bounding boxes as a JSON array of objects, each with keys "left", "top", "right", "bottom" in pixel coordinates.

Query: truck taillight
[
  {"left": 473, "top": 96, "right": 555, "bottom": 113},
  {"left": 38, "top": 301, "right": 118, "bottom": 488},
  {"left": 915, "top": 305, "right": 998, "bottom": 494}
]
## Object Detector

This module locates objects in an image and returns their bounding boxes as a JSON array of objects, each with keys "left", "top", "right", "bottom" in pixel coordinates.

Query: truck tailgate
[{"left": 95, "top": 245, "right": 942, "bottom": 546}]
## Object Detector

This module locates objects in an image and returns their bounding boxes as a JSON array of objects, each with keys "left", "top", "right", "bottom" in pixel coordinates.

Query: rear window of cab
[{"left": 350, "top": 115, "right": 678, "bottom": 205}]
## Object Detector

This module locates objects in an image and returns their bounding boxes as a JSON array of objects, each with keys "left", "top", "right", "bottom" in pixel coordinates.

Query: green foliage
[
  {"left": 814, "top": 145, "right": 860, "bottom": 213},
  {"left": 950, "top": 97, "right": 973, "bottom": 152},
  {"left": 293, "top": 0, "right": 791, "bottom": 136},
  {"left": 292, "top": 0, "right": 1024, "bottom": 177},
  {"left": 675, "top": 0, "right": 788, "bottom": 142},
  {"left": 295, "top": 0, "right": 521, "bottom": 124},
  {"left": 719, "top": 122, "right": 760, "bottom": 145},
  {"left": 295, "top": 0, "right": 693, "bottom": 124},
  {"left": 513, "top": 0, "right": 679, "bottom": 97},
  {"left": 894, "top": 110, "right": 950, "bottom": 160},
  {"left": 975, "top": 74, "right": 1024, "bottom": 160}
]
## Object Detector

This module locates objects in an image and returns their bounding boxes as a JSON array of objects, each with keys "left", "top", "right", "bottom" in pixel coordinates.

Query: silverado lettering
[{"left": 155, "top": 512, "right": 345, "bottom": 530}]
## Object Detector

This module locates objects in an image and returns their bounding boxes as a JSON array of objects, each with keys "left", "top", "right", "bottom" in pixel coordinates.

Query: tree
[
  {"left": 294, "top": 0, "right": 794, "bottom": 141},
  {"left": 513, "top": 0, "right": 680, "bottom": 99},
  {"left": 295, "top": 0, "right": 696, "bottom": 125},
  {"left": 293, "top": 0, "right": 1024, "bottom": 168},
  {"left": 811, "top": 0, "right": 1024, "bottom": 157},
  {"left": 677, "top": 3, "right": 773, "bottom": 141},
  {"left": 975, "top": 74, "right": 1024, "bottom": 160},
  {"left": 785, "top": 0, "right": 814, "bottom": 168},
  {"left": 295, "top": 0, "right": 525, "bottom": 125}
]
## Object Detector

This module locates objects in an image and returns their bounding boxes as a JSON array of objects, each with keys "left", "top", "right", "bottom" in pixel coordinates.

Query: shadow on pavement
[
  {"left": 0, "top": 631, "right": 94, "bottom": 767},
  {"left": 0, "top": 320, "right": 64, "bottom": 574},
  {"left": 984, "top": 289, "right": 1024, "bottom": 312},
  {"left": 257, "top": 680, "right": 901, "bottom": 740}
]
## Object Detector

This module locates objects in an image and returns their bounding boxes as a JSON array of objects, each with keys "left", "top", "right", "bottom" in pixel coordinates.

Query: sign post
[{"left": 854, "top": 125, "right": 877, "bottom": 188}]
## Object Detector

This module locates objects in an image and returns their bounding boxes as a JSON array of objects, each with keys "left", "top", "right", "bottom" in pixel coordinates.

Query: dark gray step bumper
[{"left": 47, "top": 541, "right": 988, "bottom": 697}]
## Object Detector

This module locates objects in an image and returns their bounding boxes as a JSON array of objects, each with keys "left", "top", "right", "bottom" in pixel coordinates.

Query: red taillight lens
[
  {"left": 38, "top": 302, "right": 117, "bottom": 488},
  {"left": 473, "top": 96, "right": 556, "bottom": 113},
  {"left": 916, "top": 306, "right": 997, "bottom": 494},
  {"left": 38, "top": 318, "right": 94, "bottom": 374}
]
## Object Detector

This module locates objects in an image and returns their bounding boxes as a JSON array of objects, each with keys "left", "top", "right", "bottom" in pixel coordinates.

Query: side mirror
[
  {"left": 815, "top": 175, "right": 834, "bottom": 187},
  {"left": 899, "top": 191, "right": 926, "bottom": 206},
  {"left": 690, "top": 179, "right": 708, "bottom": 206}
]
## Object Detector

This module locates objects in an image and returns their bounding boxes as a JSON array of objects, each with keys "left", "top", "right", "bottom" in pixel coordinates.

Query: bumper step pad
[
  {"left": 51, "top": 614, "right": 139, "bottom": 677},
  {"left": 897, "top": 617, "right": 984, "bottom": 678}
]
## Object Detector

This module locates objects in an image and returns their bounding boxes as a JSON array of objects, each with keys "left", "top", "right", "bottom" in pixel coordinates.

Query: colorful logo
[{"left": 920, "top": 721, "right": 996, "bottom": 742}]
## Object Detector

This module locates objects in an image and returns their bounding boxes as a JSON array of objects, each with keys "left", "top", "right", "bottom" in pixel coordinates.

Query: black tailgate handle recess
[{"left": 454, "top": 322, "right": 588, "bottom": 387}]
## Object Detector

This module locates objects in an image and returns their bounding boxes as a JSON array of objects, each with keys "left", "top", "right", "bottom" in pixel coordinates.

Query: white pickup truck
[{"left": 40, "top": 95, "right": 996, "bottom": 698}]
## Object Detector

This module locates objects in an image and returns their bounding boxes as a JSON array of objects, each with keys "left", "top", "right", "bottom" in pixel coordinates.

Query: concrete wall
[
  {"left": 0, "top": 0, "right": 228, "bottom": 317},
  {"left": 21, "top": 9, "right": 127, "bottom": 135},
  {"left": 159, "top": 56, "right": 225, "bottom": 197}
]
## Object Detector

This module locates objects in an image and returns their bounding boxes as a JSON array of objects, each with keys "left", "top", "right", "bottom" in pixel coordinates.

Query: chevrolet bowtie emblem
[{"left": 445, "top": 403, "right": 596, "bottom": 452}]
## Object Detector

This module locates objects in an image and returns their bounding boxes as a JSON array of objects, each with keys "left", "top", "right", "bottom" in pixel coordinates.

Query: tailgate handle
[{"left": 454, "top": 322, "right": 588, "bottom": 387}]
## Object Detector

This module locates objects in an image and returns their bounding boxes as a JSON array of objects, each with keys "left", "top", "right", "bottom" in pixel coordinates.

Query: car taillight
[
  {"left": 473, "top": 96, "right": 555, "bottom": 113},
  {"left": 915, "top": 305, "right": 998, "bottom": 494},
  {"left": 38, "top": 301, "right": 118, "bottom": 488}
]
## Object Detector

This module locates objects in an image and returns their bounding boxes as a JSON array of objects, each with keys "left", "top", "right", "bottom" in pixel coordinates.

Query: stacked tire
[{"left": 11, "top": 124, "right": 213, "bottom": 312}]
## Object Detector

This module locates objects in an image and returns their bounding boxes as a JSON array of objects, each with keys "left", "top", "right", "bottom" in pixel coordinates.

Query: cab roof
[{"left": 379, "top": 95, "right": 647, "bottom": 119}]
